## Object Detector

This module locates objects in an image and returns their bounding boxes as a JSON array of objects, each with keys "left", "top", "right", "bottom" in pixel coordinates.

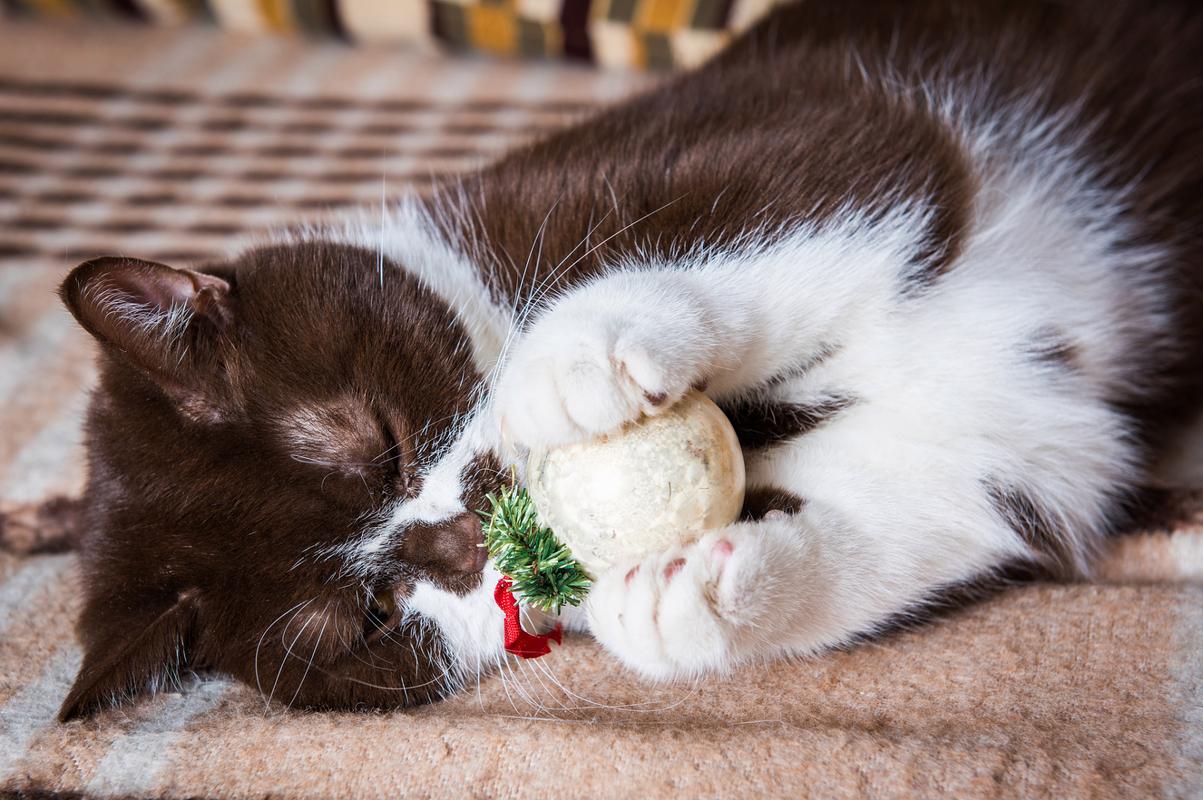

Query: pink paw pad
[
  {"left": 711, "top": 539, "right": 734, "bottom": 563},
  {"left": 663, "top": 557, "right": 686, "bottom": 582},
  {"left": 624, "top": 565, "right": 640, "bottom": 586}
]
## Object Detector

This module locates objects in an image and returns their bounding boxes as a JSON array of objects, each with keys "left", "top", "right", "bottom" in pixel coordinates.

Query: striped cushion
[{"left": 0, "top": 0, "right": 790, "bottom": 68}]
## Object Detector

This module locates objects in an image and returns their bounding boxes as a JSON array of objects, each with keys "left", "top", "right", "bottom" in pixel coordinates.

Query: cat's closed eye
[
  {"left": 362, "top": 588, "right": 399, "bottom": 644},
  {"left": 278, "top": 399, "right": 424, "bottom": 504},
  {"left": 377, "top": 419, "right": 417, "bottom": 498}
]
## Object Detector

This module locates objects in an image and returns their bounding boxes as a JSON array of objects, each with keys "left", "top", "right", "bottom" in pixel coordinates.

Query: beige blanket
[{"left": 0, "top": 20, "right": 1200, "bottom": 799}]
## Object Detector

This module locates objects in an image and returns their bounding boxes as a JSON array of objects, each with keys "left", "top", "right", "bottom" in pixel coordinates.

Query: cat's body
[{"left": 57, "top": 0, "right": 1203, "bottom": 717}]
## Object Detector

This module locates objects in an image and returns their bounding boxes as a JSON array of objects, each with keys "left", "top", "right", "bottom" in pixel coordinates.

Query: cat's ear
[
  {"left": 58, "top": 590, "right": 199, "bottom": 722},
  {"left": 59, "top": 256, "right": 234, "bottom": 392}
]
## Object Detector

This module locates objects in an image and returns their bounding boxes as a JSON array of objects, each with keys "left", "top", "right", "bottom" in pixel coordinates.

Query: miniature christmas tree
[{"left": 480, "top": 479, "right": 591, "bottom": 614}]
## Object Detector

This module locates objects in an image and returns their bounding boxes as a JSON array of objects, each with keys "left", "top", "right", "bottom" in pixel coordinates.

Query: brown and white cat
[{"left": 56, "top": 0, "right": 1203, "bottom": 719}]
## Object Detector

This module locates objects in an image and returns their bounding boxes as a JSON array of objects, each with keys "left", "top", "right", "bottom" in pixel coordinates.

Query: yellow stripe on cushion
[
  {"left": 258, "top": 0, "right": 297, "bottom": 32},
  {"left": 639, "top": 0, "right": 689, "bottom": 32},
  {"left": 467, "top": 4, "right": 518, "bottom": 56},
  {"left": 21, "top": 0, "right": 76, "bottom": 18}
]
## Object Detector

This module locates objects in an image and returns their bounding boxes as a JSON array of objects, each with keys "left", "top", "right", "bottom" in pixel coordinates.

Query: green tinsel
[{"left": 480, "top": 481, "right": 591, "bottom": 614}]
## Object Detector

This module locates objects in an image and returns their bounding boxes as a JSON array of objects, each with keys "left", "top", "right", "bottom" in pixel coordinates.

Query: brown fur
[
  {"left": 0, "top": 497, "right": 86, "bottom": 555},
  {"left": 741, "top": 488, "right": 806, "bottom": 521},
  {"left": 436, "top": 0, "right": 1203, "bottom": 461},
  {"left": 57, "top": 244, "right": 500, "bottom": 720},
  {"left": 721, "top": 396, "right": 856, "bottom": 451}
]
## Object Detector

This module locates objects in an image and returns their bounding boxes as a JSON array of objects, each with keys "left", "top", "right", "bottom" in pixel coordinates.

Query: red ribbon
[{"left": 494, "top": 577, "right": 562, "bottom": 659}]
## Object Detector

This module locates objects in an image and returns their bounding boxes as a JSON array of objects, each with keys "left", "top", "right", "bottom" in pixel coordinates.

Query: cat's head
[{"left": 56, "top": 240, "right": 505, "bottom": 720}]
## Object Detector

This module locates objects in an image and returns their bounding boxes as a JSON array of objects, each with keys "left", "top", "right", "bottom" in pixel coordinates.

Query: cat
[{"left": 55, "top": 0, "right": 1203, "bottom": 719}]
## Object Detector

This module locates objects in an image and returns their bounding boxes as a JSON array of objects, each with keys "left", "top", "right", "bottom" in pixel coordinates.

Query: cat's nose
[
  {"left": 451, "top": 512, "right": 488, "bottom": 574},
  {"left": 400, "top": 512, "right": 487, "bottom": 575}
]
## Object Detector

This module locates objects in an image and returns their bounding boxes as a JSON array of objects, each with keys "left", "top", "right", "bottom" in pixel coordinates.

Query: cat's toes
[
  {"left": 611, "top": 338, "right": 690, "bottom": 412},
  {"left": 586, "top": 538, "right": 742, "bottom": 679},
  {"left": 586, "top": 518, "right": 809, "bottom": 678},
  {"left": 494, "top": 352, "right": 632, "bottom": 449},
  {"left": 494, "top": 349, "right": 601, "bottom": 448},
  {"left": 494, "top": 332, "right": 686, "bottom": 449}
]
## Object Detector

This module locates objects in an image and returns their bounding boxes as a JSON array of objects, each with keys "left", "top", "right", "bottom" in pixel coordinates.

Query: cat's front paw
[
  {"left": 493, "top": 280, "right": 712, "bottom": 449},
  {"left": 585, "top": 515, "right": 805, "bottom": 679}
]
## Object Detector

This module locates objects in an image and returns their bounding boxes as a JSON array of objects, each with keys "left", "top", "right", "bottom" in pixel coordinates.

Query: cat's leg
[
  {"left": 489, "top": 231, "right": 951, "bottom": 655},
  {"left": 583, "top": 448, "right": 1021, "bottom": 677},
  {"left": 584, "top": 371, "right": 1131, "bottom": 678},
  {"left": 491, "top": 232, "right": 896, "bottom": 447},
  {"left": 490, "top": 225, "right": 1135, "bottom": 676}
]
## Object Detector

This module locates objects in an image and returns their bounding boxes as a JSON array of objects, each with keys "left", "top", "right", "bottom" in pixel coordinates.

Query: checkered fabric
[
  {"left": 0, "top": 0, "right": 789, "bottom": 68},
  {"left": 0, "top": 19, "right": 1201, "bottom": 800}
]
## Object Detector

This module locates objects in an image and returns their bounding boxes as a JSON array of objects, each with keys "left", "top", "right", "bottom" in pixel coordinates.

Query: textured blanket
[{"left": 1, "top": 20, "right": 1201, "bottom": 800}]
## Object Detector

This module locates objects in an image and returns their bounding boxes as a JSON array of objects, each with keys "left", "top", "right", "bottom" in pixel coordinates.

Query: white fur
[
  {"left": 87, "top": 282, "right": 194, "bottom": 348},
  {"left": 313, "top": 410, "right": 510, "bottom": 681},
  {"left": 484, "top": 109, "right": 1169, "bottom": 679},
  {"left": 321, "top": 88, "right": 1173, "bottom": 682},
  {"left": 405, "top": 563, "right": 507, "bottom": 681}
]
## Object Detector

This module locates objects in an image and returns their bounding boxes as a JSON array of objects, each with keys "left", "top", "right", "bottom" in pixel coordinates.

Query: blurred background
[{"left": 0, "top": 0, "right": 785, "bottom": 68}]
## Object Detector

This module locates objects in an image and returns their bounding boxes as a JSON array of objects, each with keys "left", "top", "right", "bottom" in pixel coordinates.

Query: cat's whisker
[
  {"left": 511, "top": 192, "right": 682, "bottom": 338},
  {"left": 482, "top": 195, "right": 625, "bottom": 404},
  {"left": 496, "top": 655, "right": 539, "bottom": 717},
  {"left": 514, "top": 657, "right": 568, "bottom": 718},
  {"left": 530, "top": 656, "right": 701, "bottom": 714},
  {"left": 331, "top": 639, "right": 460, "bottom": 696},
  {"left": 492, "top": 656, "right": 518, "bottom": 714},
  {"left": 254, "top": 598, "right": 313, "bottom": 714},
  {"left": 265, "top": 602, "right": 319, "bottom": 713},
  {"left": 505, "top": 194, "right": 562, "bottom": 330},
  {"left": 285, "top": 607, "right": 330, "bottom": 712},
  {"left": 505, "top": 657, "right": 555, "bottom": 719},
  {"left": 370, "top": 411, "right": 461, "bottom": 463}
]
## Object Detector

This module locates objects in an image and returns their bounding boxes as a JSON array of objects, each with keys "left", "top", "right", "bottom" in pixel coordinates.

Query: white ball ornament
[{"left": 525, "top": 390, "right": 746, "bottom": 573}]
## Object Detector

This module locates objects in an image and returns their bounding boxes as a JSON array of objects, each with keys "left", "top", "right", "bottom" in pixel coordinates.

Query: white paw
[
  {"left": 585, "top": 516, "right": 805, "bottom": 680},
  {"left": 493, "top": 279, "right": 712, "bottom": 449}
]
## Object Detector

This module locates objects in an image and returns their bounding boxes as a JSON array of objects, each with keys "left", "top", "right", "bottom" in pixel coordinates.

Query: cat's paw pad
[
  {"left": 586, "top": 530, "right": 771, "bottom": 679},
  {"left": 586, "top": 517, "right": 809, "bottom": 679}
]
